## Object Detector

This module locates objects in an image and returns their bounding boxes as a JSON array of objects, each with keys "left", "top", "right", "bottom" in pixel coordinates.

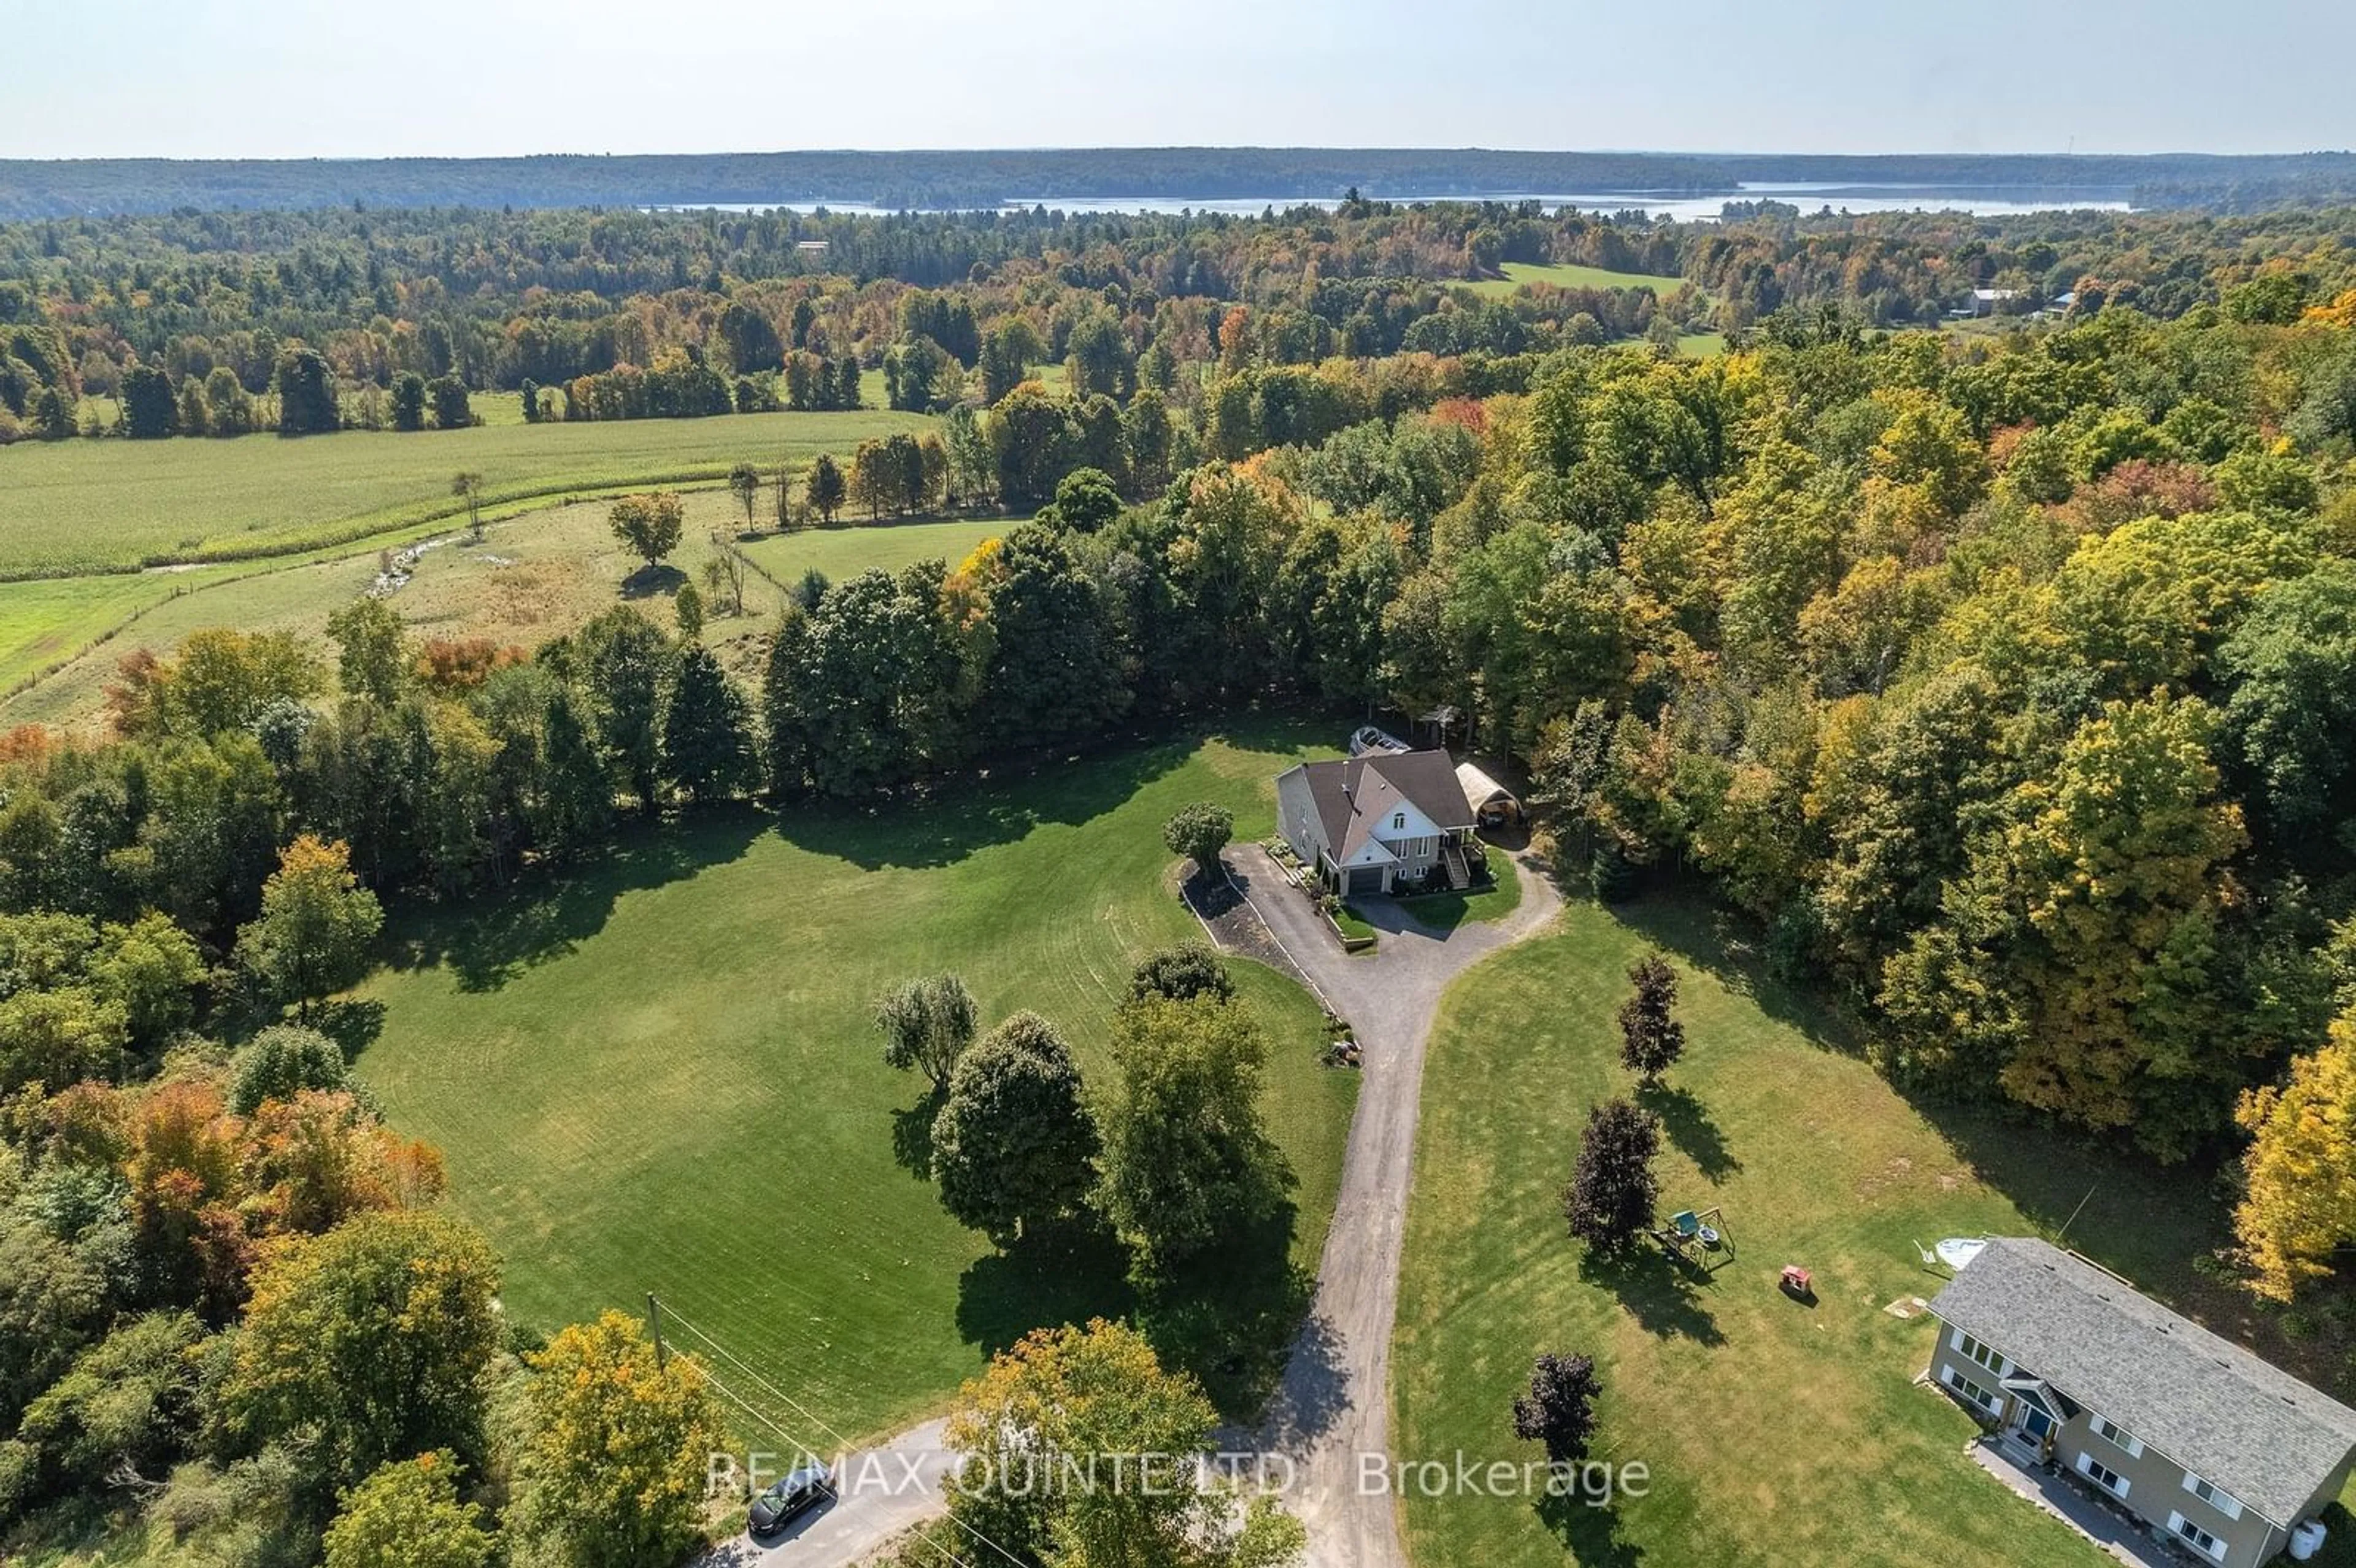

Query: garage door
[{"left": 1346, "top": 867, "right": 1385, "bottom": 897}]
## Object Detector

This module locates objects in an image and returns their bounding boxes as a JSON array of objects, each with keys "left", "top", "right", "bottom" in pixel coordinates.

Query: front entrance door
[{"left": 2009, "top": 1404, "right": 2054, "bottom": 1455}]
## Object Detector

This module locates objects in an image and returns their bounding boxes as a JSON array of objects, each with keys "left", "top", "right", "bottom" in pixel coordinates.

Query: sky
[{"left": 5, "top": 0, "right": 2351, "bottom": 161}]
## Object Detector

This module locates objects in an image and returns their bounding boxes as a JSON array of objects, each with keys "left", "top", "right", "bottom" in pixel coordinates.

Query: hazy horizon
[{"left": 7, "top": 0, "right": 2350, "bottom": 163}]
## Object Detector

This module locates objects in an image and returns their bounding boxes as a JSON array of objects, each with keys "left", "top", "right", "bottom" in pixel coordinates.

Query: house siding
[{"left": 1930, "top": 1321, "right": 2288, "bottom": 1568}]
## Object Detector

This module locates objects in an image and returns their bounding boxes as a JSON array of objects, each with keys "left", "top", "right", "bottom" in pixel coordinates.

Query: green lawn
[
  {"left": 1394, "top": 891, "right": 2352, "bottom": 1567},
  {"left": 1463, "top": 261, "right": 1684, "bottom": 298},
  {"left": 352, "top": 724, "right": 1357, "bottom": 1443},
  {"left": 0, "top": 407, "right": 931, "bottom": 579},
  {"left": 1396, "top": 860, "right": 1523, "bottom": 933}
]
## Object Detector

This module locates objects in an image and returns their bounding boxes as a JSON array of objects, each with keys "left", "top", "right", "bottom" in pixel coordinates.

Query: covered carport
[{"left": 1454, "top": 761, "right": 1522, "bottom": 828}]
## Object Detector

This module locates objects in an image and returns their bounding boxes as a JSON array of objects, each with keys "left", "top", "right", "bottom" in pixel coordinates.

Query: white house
[{"left": 1274, "top": 750, "right": 1477, "bottom": 897}]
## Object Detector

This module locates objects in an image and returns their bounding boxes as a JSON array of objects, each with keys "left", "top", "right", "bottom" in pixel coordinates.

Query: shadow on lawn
[
  {"left": 891, "top": 1091, "right": 943, "bottom": 1181},
  {"left": 953, "top": 1203, "right": 1315, "bottom": 1424},
  {"left": 1576, "top": 1247, "right": 1725, "bottom": 1347},
  {"left": 772, "top": 708, "right": 1341, "bottom": 874},
  {"left": 379, "top": 805, "right": 769, "bottom": 991},
  {"left": 1638, "top": 1083, "right": 1741, "bottom": 1183},
  {"left": 1605, "top": 878, "right": 1862, "bottom": 1056},
  {"left": 1535, "top": 1494, "right": 1646, "bottom": 1567}
]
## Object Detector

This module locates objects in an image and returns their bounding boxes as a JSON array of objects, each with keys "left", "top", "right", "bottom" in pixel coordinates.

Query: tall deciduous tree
[
  {"left": 510, "top": 1312, "right": 728, "bottom": 1568},
  {"left": 2234, "top": 1013, "right": 2356, "bottom": 1303},
  {"left": 608, "top": 492, "right": 685, "bottom": 569},
  {"left": 1162, "top": 802, "right": 1234, "bottom": 881},
  {"left": 1511, "top": 1352, "right": 1602, "bottom": 1465},
  {"left": 944, "top": 1319, "right": 1304, "bottom": 1568},
  {"left": 874, "top": 973, "right": 978, "bottom": 1093},
  {"left": 1617, "top": 951, "right": 1685, "bottom": 1086},
  {"left": 575, "top": 606, "right": 671, "bottom": 812},
  {"left": 236, "top": 835, "right": 384, "bottom": 1021},
  {"left": 216, "top": 1210, "right": 501, "bottom": 1496},
  {"left": 930, "top": 1011, "right": 1099, "bottom": 1245},
  {"left": 1563, "top": 1098, "right": 1660, "bottom": 1253},
  {"left": 326, "top": 597, "right": 410, "bottom": 706},
  {"left": 660, "top": 644, "right": 754, "bottom": 802},
  {"left": 1095, "top": 994, "right": 1289, "bottom": 1275}
]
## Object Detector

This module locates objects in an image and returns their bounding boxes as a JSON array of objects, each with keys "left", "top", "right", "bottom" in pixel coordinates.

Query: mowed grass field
[
  {"left": 0, "top": 405, "right": 931, "bottom": 579},
  {"left": 0, "top": 500, "right": 1022, "bottom": 734},
  {"left": 1394, "top": 893, "right": 2355, "bottom": 1568},
  {"left": 353, "top": 724, "right": 1359, "bottom": 1443},
  {"left": 1463, "top": 261, "right": 1685, "bottom": 298}
]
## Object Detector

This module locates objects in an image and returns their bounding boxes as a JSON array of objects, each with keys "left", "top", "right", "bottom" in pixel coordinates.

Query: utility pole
[{"left": 647, "top": 1292, "right": 668, "bottom": 1372}]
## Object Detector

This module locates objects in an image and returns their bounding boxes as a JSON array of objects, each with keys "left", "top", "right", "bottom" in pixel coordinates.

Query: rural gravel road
[
  {"left": 701, "top": 844, "right": 1558, "bottom": 1568},
  {"left": 1234, "top": 843, "right": 1563, "bottom": 1568}
]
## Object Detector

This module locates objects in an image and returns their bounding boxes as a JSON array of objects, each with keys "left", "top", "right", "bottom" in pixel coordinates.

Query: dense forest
[
  {"left": 5, "top": 147, "right": 2356, "bottom": 217},
  {"left": 4, "top": 200, "right": 2355, "bottom": 459},
  {"left": 5, "top": 191, "right": 2356, "bottom": 1561}
]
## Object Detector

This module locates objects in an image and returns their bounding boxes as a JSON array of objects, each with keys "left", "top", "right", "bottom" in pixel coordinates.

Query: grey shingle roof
[
  {"left": 1277, "top": 751, "right": 1476, "bottom": 868},
  {"left": 1928, "top": 1237, "right": 2356, "bottom": 1526}
]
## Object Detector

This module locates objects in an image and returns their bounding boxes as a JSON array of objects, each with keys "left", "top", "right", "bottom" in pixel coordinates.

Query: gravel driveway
[{"left": 1228, "top": 842, "right": 1563, "bottom": 1568}]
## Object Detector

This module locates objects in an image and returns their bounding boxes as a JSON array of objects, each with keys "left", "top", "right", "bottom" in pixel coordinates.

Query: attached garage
[{"left": 1345, "top": 866, "right": 1387, "bottom": 897}]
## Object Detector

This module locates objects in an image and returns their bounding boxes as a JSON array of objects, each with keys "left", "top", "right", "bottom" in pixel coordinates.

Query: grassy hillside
[
  {"left": 0, "top": 501, "right": 1017, "bottom": 734},
  {"left": 353, "top": 724, "right": 1357, "bottom": 1443},
  {"left": 1394, "top": 893, "right": 2349, "bottom": 1568}
]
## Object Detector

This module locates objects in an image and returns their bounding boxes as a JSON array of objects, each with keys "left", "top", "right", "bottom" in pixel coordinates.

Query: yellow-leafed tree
[{"left": 2235, "top": 1015, "right": 2356, "bottom": 1302}]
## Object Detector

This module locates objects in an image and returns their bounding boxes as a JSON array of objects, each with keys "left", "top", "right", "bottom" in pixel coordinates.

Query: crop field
[
  {"left": 1394, "top": 894, "right": 2355, "bottom": 1567},
  {"left": 353, "top": 724, "right": 1359, "bottom": 1442},
  {"left": 0, "top": 405, "right": 931, "bottom": 579},
  {"left": 1463, "top": 260, "right": 1687, "bottom": 297}
]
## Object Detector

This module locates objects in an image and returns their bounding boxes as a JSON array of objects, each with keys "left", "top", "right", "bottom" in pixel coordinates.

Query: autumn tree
[
  {"left": 875, "top": 973, "right": 978, "bottom": 1093},
  {"left": 326, "top": 596, "right": 409, "bottom": 706},
  {"left": 215, "top": 1209, "right": 501, "bottom": 1496},
  {"left": 1563, "top": 1098, "right": 1660, "bottom": 1253},
  {"left": 509, "top": 1312, "right": 728, "bottom": 1568},
  {"left": 1617, "top": 951, "right": 1685, "bottom": 1086},
  {"left": 235, "top": 835, "right": 385, "bottom": 1021},
  {"left": 944, "top": 1319, "right": 1304, "bottom": 1568},
  {"left": 608, "top": 491, "right": 685, "bottom": 569},
  {"left": 2234, "top": 1013, "right": 2356, "bottom": 1302},
  {"left": 450, "top": 471, "right": 484, "bottom": 539},
  {"left": 323, "top": 1451, "right": 495, "bottom": 1568}
]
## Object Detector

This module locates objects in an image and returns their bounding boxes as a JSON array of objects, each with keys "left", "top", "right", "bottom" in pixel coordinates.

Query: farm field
[
  {"left": 1463, "top": 260, "right": 1685, "bottom": 298},
  {"left": 352, "top": 724, "right": 1359, "bottom": 1443},
  {"left": 1393, "top": 893, "right": 2356, "bottom": 1568},
  {"left": 0, "top": 405, "right": 930, "bottom": 578},
  {"left": 0, "top": 500, "right": 1022, "bottom": 733}
]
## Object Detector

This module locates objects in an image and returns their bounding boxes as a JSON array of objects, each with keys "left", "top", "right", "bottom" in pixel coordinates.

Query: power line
[
  {"left": 693, "top": 1358, "right": 982, "bottom": 1568},
  {"left": 654, "top": 1297, "right": 1030, "bottom": 1568}
]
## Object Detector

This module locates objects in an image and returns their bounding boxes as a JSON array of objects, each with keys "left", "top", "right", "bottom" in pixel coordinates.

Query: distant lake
[{"left": 646, "top": 183, "right": 2133, "bottom": 221}]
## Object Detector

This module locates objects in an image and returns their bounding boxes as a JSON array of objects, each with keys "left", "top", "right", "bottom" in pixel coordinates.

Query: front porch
[
  {"left": 1309, "top": 829, "right": 1487, "bottom": 898},
  {"left": 1968, "top": 1438, "right": 2203, "bottom": 1568}
]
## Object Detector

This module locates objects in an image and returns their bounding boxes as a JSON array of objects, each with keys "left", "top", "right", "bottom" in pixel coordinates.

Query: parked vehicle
[{"left": 750, "top": 1461, "right": 834, "bottom": 1532}]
